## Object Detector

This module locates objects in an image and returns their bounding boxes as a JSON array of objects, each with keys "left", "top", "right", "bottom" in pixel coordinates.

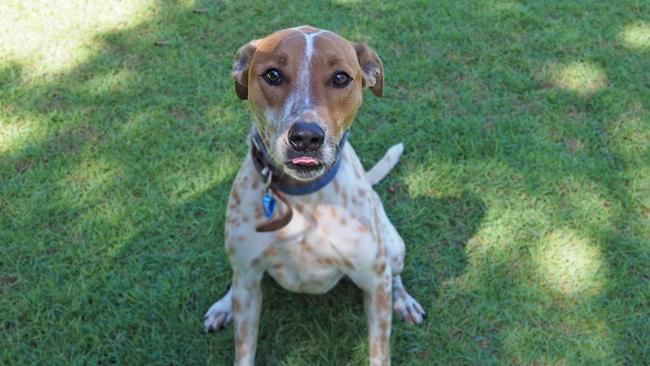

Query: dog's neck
[{"left": 250, "top": 127, "right": 348, "bottom": 196}]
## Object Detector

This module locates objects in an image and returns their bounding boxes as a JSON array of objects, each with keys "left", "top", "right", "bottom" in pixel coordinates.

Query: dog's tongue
[{"left": 291, "top": 157, "right": 320, "bottom": 166}]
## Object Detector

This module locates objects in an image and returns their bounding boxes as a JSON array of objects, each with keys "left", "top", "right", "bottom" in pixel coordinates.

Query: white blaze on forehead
[{"left": 283, "top": 29, "right": 327, "bottom": 121}]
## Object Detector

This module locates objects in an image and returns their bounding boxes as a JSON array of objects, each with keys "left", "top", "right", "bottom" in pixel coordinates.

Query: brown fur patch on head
[{"left": 232, "top": 27, "right": 385, "bottom": 157}]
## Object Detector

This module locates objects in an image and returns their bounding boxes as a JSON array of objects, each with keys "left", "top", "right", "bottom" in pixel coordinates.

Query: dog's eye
[
  {"left": 332, "top": 71, "right": 352, "bottom": 88},
  {"left": 262, "top": 68, "right": 282, "bottom": 86}
]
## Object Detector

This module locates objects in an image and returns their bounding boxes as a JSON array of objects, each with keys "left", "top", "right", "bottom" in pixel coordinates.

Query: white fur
[
  {"left": 366, "top": 143, "right": 404, "bottom": 185},
  {"left": 283, "top": 29, "right": 326, "bottom": 121}
]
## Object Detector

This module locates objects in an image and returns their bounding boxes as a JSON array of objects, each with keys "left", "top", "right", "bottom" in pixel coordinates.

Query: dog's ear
[
  {"left": 232, "top": 39, "right": 260, "bottom": 100},
  {"left": 354, "top": 43, "right": 384, "bottom": 97}
]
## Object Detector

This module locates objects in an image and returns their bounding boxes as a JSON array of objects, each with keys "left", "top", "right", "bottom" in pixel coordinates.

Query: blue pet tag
[{"left": 262, "top": 192, "right": 276, "bottom": 218}]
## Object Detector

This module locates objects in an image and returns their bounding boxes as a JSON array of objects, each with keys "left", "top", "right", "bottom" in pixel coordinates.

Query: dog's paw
[
  {"left": 394, "top": 292, "right": 426, "bottom": 325},
  {"left": 203, "top": 297, "right": 233, "bottom": 332}
]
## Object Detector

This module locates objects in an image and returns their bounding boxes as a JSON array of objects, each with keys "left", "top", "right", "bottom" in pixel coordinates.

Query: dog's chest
[
  {"left": 228, "top": 145, "right": 381, "bottom": 293},
  {"left": 264, "top": 186, "right": 378, "bottom": 294},
  {"left": 265, "top": 233, "right": 346, "bottom": 294}
]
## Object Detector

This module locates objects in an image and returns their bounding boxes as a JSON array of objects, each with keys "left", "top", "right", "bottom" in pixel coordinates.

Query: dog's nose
[{"left": 288, "top": 122, "right": 325, "bottom": 152}]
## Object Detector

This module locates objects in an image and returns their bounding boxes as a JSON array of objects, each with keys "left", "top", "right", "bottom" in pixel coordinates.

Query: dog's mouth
[
  {"left": 290, "top": 156, "right": 321, "bottom": 167},
  {"left": 284, "top": 156, "right": 326, "bottom": 180},
  {"left": 276, "top": 135, "right": 342, "bottom": 182}
]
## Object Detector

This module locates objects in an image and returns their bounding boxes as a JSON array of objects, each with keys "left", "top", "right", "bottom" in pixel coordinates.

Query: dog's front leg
[
  {"left": 364, "top": 272, "right": 393, "bottom": 366},
  {"left": 231, "top": 270, "right": 263, "bottom": 366}
]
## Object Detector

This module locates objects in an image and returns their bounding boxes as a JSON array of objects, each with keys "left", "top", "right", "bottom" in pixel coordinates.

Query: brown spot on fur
[
  {"left": 321, "top": 224, "right": 331, "bottom": 236},
  {"left": 232, "top": 189, "right": 241, "bottom": 205},
  {"left": 251, "top": 172, "right": 261, "bottom": 189},
  {"left": 375, "top": 282, "right": 391, "bottom": 313},
  {"left": 380, "top": 334, "right": 389, "bottom": 357},
  {"left": 356, "top": 224, "right": 370, "bottom": 233},
  {"left": 354, "top": 164, "right": 363, "bottom": 179},
  {"left": 250, "top": 258, "right": 260, "bottom": 267},
  {"left": 359, "top": 188, "right": 367, "bottom": 197},
  {"left": 378, "top": 242, "right": 387, "bottom": 257},
  {"left": 237, "top": 235, "right": 246, "bottom": 242},
  {"left": 228, "top": 216, "right": 241, "bottom": 226},
  {"left": 237, "top": 342, "right": 247, "bottom": 361},
  {"left": 392, "top": 256, "right": 404, "bottom": 273},
  {"left": 379, "top": 319, "right": 388, "bottom": 333},
  {"left": 265, "top": 246, "right": 277, "bottom": 257},
  {"left": 232, "top": 297, "right": 241, "bottom": 313},
  {"left": 333, "top": 180, "right": 341, "bottom": 193},
  {"left": 271, "top": 264, "right": 285, "bottom": 280},
  {"left": 373, "top": 261, "right": 387, "bottom": 275},
  {"left": 317, "top": 258, "right": 334, "bottom": 266},
  {"left": 276, "top": 228, "right": 288, "bottom": 240},
  {"left": 254, "top": 205, "right": 263, "bottom": 220},
  {"left": 240, "top": 322, "right": 249, "bottom": 339},
  {"left": 339, "top": 217, "right": 347, "bottom": 226},
  {"left": 341, "top": 257, "right": 354, "bottom": 270},
  {"left": 246, "top": 281, "right": 260, "bottom": 290},
  {"left": 239, "top": 175, "right": 249, "bottom": 189},
  {"left": 330, "top": 206, "right": 337, "bottom": 217},
  {"left": 370, "top": 341, "right": 380, "bottom": 359},
  {"left": 302, "top": 240, "right": 315, "bottom": 253}
]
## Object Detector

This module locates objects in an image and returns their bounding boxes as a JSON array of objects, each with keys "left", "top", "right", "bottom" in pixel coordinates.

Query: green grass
[{"left": 1, "top": 1, "right": 649, "bottom": 365}]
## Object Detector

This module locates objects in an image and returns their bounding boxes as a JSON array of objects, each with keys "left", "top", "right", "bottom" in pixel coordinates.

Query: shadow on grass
[{"left": 1, "top": 0, "right": 649, "bottom": 365}]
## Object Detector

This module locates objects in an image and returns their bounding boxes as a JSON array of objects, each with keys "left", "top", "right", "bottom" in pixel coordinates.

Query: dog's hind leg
[
  {"left": 392, "top": 275, "right": 426, "bottom": 325},
  {"left": 204, "top": 287, "right": 233, "bottom": 332}
]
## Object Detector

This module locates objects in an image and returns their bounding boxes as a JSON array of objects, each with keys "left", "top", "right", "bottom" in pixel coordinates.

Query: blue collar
[{"left": 250, "top": 128, "right": 348, "bottom": 196}]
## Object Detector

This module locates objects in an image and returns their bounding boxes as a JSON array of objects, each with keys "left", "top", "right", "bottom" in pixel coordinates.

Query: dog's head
[{"left": 233, "top": 26, "right": 383, "bottom": 182}]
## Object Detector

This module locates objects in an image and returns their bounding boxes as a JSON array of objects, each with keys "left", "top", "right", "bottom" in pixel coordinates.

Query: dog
[{"left": 203, "top": 26, "right": 425, "bottom": 366}]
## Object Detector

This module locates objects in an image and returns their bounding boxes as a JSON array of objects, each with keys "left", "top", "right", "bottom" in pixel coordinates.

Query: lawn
[{"left": 1, "top": 1, "right": 649, "bottom": 365}]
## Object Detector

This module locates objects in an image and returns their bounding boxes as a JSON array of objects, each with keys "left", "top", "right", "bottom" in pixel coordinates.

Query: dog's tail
[{"left": 365, "top": 143, "right": 404, "bottom": 185}]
